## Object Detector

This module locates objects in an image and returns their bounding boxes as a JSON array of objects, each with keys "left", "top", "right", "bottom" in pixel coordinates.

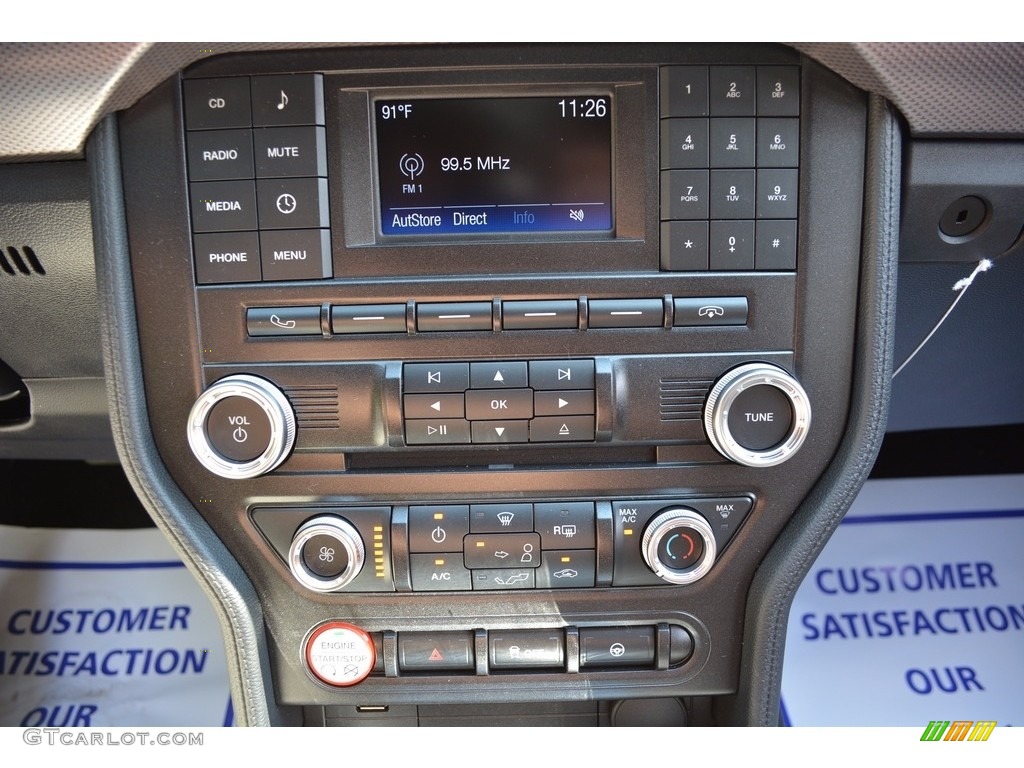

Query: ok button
[{"left": 465, "top": 389, "right": 534, "bottom": 420}]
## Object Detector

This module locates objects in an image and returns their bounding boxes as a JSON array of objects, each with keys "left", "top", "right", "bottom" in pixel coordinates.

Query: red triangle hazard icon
[{"left": 428, "top": 648, "right": 444, "bottom": 662}]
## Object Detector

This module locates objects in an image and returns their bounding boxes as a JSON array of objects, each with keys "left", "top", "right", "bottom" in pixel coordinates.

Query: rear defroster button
[{"left": 305, "top": 622, "right": 376, "bottom": 687}]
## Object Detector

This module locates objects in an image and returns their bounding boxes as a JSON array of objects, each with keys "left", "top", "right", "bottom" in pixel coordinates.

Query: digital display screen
[{"left": 375, "top": 96, "right": 612, "bottom": 236}]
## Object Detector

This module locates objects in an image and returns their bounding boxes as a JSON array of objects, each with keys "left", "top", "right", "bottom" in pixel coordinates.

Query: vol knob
[
  {"left": 186, "top": 374, "right": 296, "bottom": 479},
  {"left": 703, "top": 363, "right": 811, "bottom": 467}
]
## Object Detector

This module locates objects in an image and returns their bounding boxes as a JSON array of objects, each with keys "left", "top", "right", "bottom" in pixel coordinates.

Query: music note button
[{"left": 250, "top": 73, "right": 325, "bottom": 127}]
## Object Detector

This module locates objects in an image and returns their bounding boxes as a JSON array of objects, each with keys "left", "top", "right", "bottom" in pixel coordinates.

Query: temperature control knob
[
  {"left": 288, "top": 516, "right": 365, "bottom": 593},
  {"left": 187, "top": 374, "right": 296, "bottom": 479},
  {"left": 641, "top": 508, "right": 717, "bottom": 585},
  {"left": 703, "top": 363, "right": 811, "bottom": 467}
]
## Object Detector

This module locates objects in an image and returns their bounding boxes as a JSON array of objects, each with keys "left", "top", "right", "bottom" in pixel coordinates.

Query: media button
[{"left": 190, "top": 180, "right": 257, "bottom": 233}]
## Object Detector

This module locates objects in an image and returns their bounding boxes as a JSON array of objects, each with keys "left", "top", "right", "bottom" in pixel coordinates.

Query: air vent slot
[
  {"left": 659, "top": 377, "right": 713, "bottom": 422},
  {"left": 0, "top": 245, "right": 45, "bottom": 276},
  {"left": 284, "top": 385, "right": 340, "bottom": 429}
]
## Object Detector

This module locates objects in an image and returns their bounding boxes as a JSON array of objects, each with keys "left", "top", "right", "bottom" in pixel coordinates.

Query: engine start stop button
[{"left": 305, "top": 622, "right": 375, "bottom": 687}]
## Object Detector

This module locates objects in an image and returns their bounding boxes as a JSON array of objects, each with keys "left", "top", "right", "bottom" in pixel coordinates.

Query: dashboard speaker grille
[
  {"left": 659, "top": 378, "right": 713, "bottom": 422},
  {"left": 284, "top": 385, "right": 340, "bottom": 429},
  {"left": 0, "top": 245, "right": 45, "bottom": 276}
]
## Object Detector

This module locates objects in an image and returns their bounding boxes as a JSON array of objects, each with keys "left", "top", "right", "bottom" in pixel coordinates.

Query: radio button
[
  {"left": 404, "top": 363, "right": 469, "bottom": 393},
  {"left": 259, "top": 228, "right": 332, "bottom": 281},
  {"left": 536, "top": 550, "right": 596, "bottom": 589},
  {"left": 251, "top": 73, "right": 325, "bottom": 127},
  {"left": 405, "top": 419, "right": 471, "bottom": 445},
  {"left": 471, "top": 420, "right": 529, "bottom": 444},
  {"left": 254, "top": 126, "right": 327, "bottom": 178},
  {"left": 190, "top": 180, "right": 257, "bottom": 232},
  {"left": 464, "top": 532, "right": 541, "bottom": 569},
  {"left": 660, "top": 221, "right": 709, "bottom": 271},
  {"left": 501, "top": 300, "right": 578, "bottom": 331},
  {"left": 470, "top": 503, "right": 533, "bottom": 533},
  {"left": 404, "top": 393, "right": 465, "bottom": 419},
  {"left": 471, "top": 569, "right": 536, "bottom": 590},
  {"left": 184, "top": 77, "right": 251, "bottom": 131},
  {"left": 660, "top": 118, "right": 709, "bottom": 169},
  {"left": 529, "top": 415, "right": 595, "bottom": 442},
  {"left": 672, "top": 297, "right": 748, "bottom": 327},
  {"left": 469, "top": 361, "right": 528, "bottom": 389},
  {"left": 709, "top": 66, "right": 756, "bottom": 116},
  {"left": 528, "top": 360, "right": 594, "bottom": 390},
  {"left": 465, "top": 388, "right": 533, "bottom": 420},
  {"left": 409, "top": 554, "right": 472, "bottom": 591},
  {"left": 534, "top": 389, "right": 594, "bottom": 417},
  {"left": 193, "top": 232, "right": 262, "bottom": 284},
  {"left": 409, "top": 505, "right": 470, "bottom": 553},
  {"left": 709, "top": 118, "right": 756, "bottom": 168},
  {"left": 589, "top": 299, "right": 664, "bottom": 328},
  {"left": 661, "top": 170, "right": 709, "bottom": 220},
  {"left": 660, "top": 66, "right": 709, "bottom": 117},
  {"left": 186, "top": 129, "right": 254, "bottom": 181},
  {"left": 535, "top": 502, "right": 596, "bottom": 549},
  {"left": 416, "top": 302, "right": 492, "bottom": 332},
  {"left": 246, "top": 306, "right": 322, "bottom": 336}
]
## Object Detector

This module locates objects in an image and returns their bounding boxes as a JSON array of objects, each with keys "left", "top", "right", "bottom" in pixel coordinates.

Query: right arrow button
[{"left": 534, "top": 389, "right": 595, "bottom": 416}]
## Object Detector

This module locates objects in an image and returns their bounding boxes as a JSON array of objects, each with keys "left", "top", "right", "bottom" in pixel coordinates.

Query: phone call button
[{"left": 246, "top": 306, "right": 322, "bottom": 337}]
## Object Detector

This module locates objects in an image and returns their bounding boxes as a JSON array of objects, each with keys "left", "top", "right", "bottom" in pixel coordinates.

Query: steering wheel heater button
[
  {"left": 205, "top": 396, "right": 273, "bottom": 461},
  {"left": 305, "top": 622, "right": 375, "bottom": 687},
  {"left": 726, "top": 384, "right": 793, "bottom": 450}
]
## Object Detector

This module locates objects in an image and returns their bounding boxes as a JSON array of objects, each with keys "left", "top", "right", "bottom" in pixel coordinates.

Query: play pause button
[
  {"left": 405, "top": 419, "right": 471, "bottom": 445},
  {"left": 471, "top": 421, "right": 529, "bottom": 443}
]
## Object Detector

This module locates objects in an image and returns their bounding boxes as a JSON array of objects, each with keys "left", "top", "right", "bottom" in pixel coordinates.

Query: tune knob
[
  {"left": 703, "top": 363, "right": 811, "bottom": 467},
  {"left": 641, "top": 508, "right": 716, "bottom": 585},
  {"left": 186, "top": 374, "right": 296, "bottom": 479},
  {"left": 288, "top": 516, "right": 365, "bottom": 592}
]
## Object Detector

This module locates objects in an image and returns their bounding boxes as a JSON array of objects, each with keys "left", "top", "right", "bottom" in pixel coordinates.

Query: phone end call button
[
  {"left": 673, "top": 297, "right": 748, "bottom": 327},
  {"left": 246, "top": 306, "right": 323, "bottom": 337}
]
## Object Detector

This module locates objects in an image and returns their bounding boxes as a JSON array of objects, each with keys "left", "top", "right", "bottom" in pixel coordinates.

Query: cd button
[{"left": 184, "top": 77, "right": 251, "bottom": 130}]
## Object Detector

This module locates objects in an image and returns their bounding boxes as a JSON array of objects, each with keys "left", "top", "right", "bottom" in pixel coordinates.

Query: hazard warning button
[{"left": 398, "top": 631, "right": 475, "bottom": 672}]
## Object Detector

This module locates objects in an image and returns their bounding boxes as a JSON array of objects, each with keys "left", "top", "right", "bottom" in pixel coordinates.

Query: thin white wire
[{"left": 891, "top": 259, "right": 994, "bottom": 380}]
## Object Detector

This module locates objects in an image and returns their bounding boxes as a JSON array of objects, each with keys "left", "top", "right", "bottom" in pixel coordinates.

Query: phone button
[
  {"left": 673, "top": 296, "right": 748, "bottom": 327},
  {"left": 246, "top": 306, "right": 322, "bottom": 337}
]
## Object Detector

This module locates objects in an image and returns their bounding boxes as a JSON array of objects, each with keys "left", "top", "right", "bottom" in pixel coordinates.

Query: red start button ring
[{"left": 304, "top": 622, "right": 376, "bottom": 687}]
